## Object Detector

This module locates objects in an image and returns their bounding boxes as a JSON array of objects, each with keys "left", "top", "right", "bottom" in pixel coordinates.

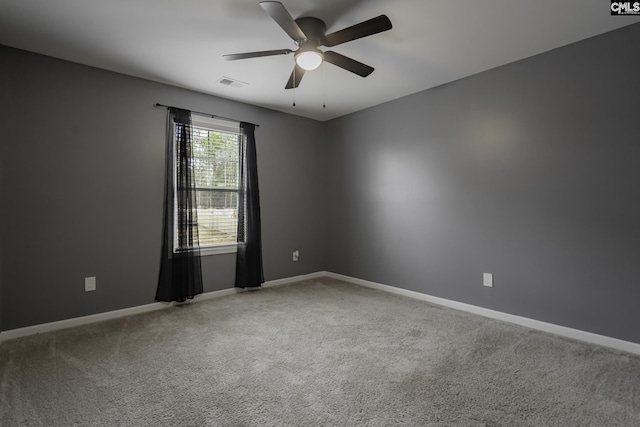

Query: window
[{"left": 174, "top": 115, "right": 241, "bottom": 255}]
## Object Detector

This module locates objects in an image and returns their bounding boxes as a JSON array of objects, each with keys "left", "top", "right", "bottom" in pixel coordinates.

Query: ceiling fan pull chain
[
  {"left": 293, "top": 66, "right": 296, "bottom": 106},
  {"left": 323, "top": 61, "right": 326, "bottom": 109}
]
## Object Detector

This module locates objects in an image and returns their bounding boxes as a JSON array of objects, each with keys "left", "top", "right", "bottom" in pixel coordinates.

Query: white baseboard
[
  {"left": 263, "top": 271, "right": 327, "bottom": 288},
  {"left": 0, "top": 273, "right": 322, "bottom": 343},
  {"left": 3, "top": 271, "right": 639, "bottom": 356},
  {"left": 0, "top": 300, "right": 170, "bottom": 342},
  {"left": 0, "top": 287, "right": 238, "bottom": 342},
  {"left": 324, "top": 271, "right": 640, "bottom": 356}
]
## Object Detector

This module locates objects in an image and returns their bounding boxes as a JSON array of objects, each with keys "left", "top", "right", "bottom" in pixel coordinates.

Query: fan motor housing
[{"left": 295, "top": 17, "right": 327, "bottom": 46}]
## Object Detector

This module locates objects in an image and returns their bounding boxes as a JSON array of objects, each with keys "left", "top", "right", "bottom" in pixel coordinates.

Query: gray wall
[
  {"left": 0, "top": 222, "right": 3, "bottom": 334},
  {"left": 0, "top": 135, "right": 3, "bottom": 332},
  {"left": 3, "top": 23, "right": 640, "bottom": 345},
  {"left": 325, "top": 23, "right": 640, "bottom": 344},
  {"left": 0, "top": 45, "right": 327, "bottom": 331}
]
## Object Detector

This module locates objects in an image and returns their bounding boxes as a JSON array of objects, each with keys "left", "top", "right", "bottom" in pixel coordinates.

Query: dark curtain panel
[
  {"left": 235, "top": 122, "right": 264, "bottom": 288},
  {"left": 156, "top": 107, "right": 203, "bottom": 302}
]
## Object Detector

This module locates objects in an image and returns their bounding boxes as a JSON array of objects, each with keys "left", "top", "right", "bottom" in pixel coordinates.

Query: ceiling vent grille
[{"left": 217, "top": 77, "right": 248, "bottom": 88}]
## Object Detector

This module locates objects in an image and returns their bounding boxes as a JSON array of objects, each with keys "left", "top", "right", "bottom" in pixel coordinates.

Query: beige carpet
[{"left": 1, "top": 277, "right": 639, "bottom": 426}]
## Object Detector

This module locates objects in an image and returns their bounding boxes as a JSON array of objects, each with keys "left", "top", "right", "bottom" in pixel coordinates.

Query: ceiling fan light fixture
[
  {"left": 295, "top": 49, "right": 324, "bottom": 71},
  {"left": 224, "top": 2, "right": 392, "bottom": 89}
]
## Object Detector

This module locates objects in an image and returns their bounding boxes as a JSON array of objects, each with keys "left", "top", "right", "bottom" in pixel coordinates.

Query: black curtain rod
[{"left": 154, "top": 103, "right": 259, "bottom": 127}]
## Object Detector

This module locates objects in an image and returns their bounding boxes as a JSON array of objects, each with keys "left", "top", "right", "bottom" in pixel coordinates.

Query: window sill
[{"left": 200, "top": 244, "right": 237, "bottom": 256}]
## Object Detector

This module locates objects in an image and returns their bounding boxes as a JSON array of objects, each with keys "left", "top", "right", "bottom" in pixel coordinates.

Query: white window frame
[{"left": 173, "top": 114, "right": 241, "bottom": 256}]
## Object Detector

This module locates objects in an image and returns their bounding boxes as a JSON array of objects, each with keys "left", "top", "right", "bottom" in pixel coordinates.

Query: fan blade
[
  {"left": 324, "top": 51, "right": 374, "bottom": 77},
  {"left": 323, "top": 15, "right": 392, "bottom": 47},
  {"left": 285, "top": 64, "right": 305, "bottom": 89},
  {"left": 223, "top": 49, "right": 293, "bottom": 61},
  {"left": 260, "top": 1, "right": 307, "bottom": 42}
]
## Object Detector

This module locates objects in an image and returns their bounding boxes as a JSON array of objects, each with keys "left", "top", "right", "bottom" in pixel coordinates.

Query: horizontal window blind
[{"left": 175, "top": 122, "right": 241, "bottom": 249}]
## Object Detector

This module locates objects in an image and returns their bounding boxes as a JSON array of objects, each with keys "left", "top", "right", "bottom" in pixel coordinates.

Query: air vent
[{"left": 217, "top": 77, "right": 248, "bottom": 88}]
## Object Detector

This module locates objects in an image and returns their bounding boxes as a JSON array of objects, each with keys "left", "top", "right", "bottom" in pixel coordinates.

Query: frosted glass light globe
[{"left": 295, "top": 50, "right": 323, "bottom": 71}]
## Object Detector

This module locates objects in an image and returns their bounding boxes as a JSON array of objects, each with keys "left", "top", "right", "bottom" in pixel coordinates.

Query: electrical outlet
[
  {"left": 483, "top": 273, "right": 493, "bottom": 288},
  {"left": 85, "top": 276, "right": 96, "bottom": 292},
  {"left": 293, "top": 250, "right": 299, "bottom": 262}
]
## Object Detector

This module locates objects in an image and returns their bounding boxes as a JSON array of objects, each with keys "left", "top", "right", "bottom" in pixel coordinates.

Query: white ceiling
[{"left": 1, "top": 0, "right": 638, "bottom": 121}]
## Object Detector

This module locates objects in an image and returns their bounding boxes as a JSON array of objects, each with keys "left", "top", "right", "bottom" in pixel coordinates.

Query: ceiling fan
[{"left": 224, "top": 1, "right": 392, "bottom": 89}]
